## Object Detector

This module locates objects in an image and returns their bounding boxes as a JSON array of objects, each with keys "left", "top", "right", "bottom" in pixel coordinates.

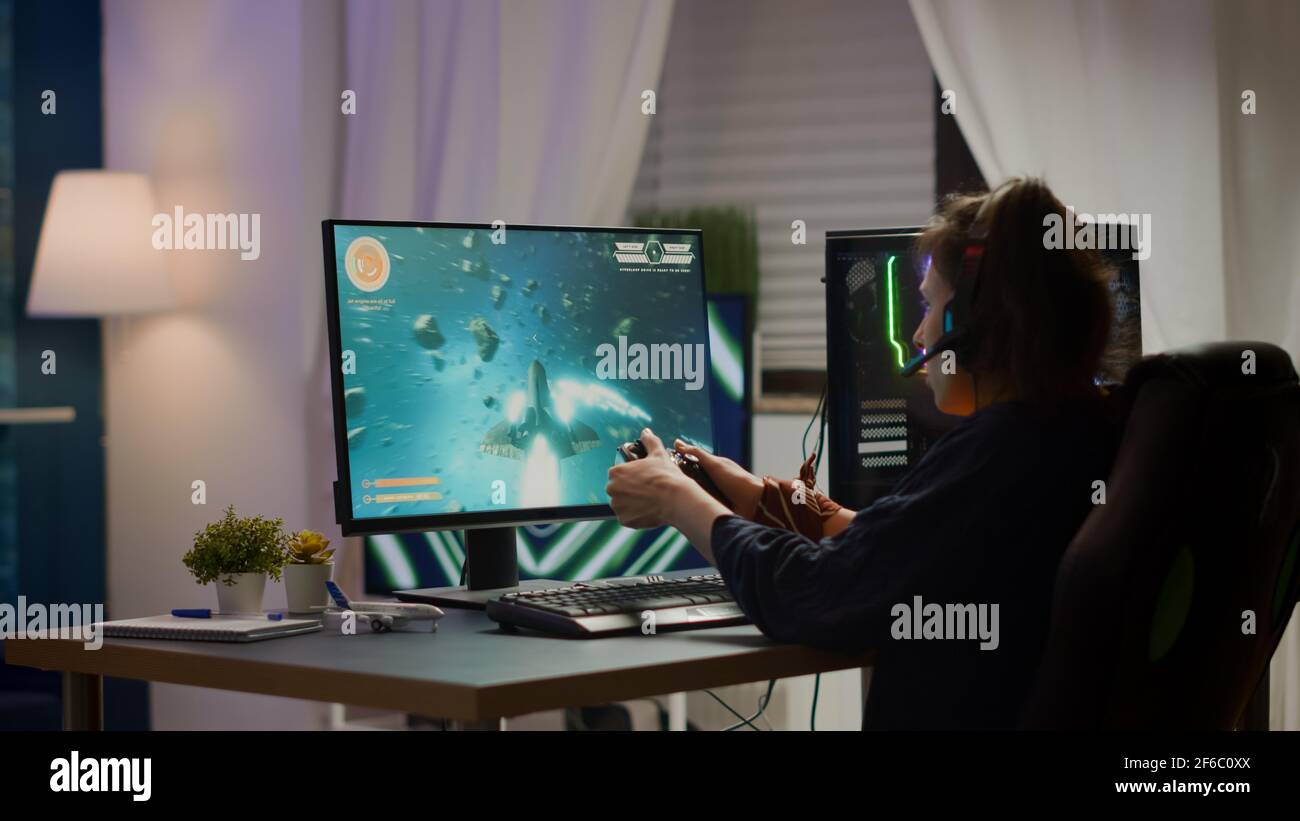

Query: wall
[{"left": 102, "top": 0, "right": 341, "bottom": 730}]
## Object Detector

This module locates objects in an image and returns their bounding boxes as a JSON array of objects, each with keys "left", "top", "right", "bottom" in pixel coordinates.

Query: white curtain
[
  {"left": 103, "top": 0, "right": 673, "bottom": 729},
  {"left": 909, "top": 0, "right": 1300, "bottom": 728},
  {"left": 310, "top": 0, "right": 675, "bottom": 575},
  {"left": 334, "top": 0, "right": 672, "bottom": 224}
]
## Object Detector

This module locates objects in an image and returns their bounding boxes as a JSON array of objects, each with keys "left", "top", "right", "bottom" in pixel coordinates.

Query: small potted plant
[
  {"left": 283, "top": 529, "right": 335, "bottom": 614},
  {"left": 182, "top": 505, "right": 288, "bottom": 614}
]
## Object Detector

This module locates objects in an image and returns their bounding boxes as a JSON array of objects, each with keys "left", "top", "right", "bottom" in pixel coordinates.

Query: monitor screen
[
  {"left": 824, "top": 226, "right": 1143, "bottom": 507},
  {"left": 362, "top": 293, "right": 753, "bottom": 593},
  {"left": 323, "top": 221, "right": 715, "bottom": 535}
]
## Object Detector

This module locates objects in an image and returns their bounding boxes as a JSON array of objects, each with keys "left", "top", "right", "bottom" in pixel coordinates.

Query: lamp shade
[{"left": 26, "top": 170, "right": 175, "bottom": 316}]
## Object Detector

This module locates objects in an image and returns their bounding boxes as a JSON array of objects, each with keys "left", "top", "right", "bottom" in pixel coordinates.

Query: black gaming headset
[{"left": 899, "top": 185, "right": 1007, "bottom": 378}]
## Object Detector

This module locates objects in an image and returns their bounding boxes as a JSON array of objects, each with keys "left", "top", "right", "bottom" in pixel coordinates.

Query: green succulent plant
[
  {"left": 287, "top": 530, "right": 334, "bottom": 565},
  {"left": 183, "top": 505, "right": 289, "bottom": 586}
]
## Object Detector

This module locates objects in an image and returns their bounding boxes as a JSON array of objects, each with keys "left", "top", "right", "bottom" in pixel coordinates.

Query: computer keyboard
[{"left": 485, "top": 574, "right": 748, "bottom": 637}]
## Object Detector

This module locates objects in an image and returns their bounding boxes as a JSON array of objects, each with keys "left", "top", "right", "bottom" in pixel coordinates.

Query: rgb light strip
[
  {"left": 370, "top": 523, "right": 696, "bottom": 588},
  {"left": 707, "top": 302, "right": 744, "bottom": 403},
  {"left": 885, "top": 255, "right": 907, "bottom": 369}
]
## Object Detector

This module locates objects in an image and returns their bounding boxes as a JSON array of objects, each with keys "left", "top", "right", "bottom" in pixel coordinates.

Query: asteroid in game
[
  {"left": 344, "top": 386, "right": 366, "bottom": 417},
  {"left": 468, "top": 317, "right": 500, "bottom": 362},
  {"left": 413, "top": 314, "right": 446, "bottom": 349},
  {"left": 611, "top": 316, "right": 637, "bottom": 340}
]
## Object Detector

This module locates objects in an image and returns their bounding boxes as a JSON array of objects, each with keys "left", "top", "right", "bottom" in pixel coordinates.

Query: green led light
[
  {"left": 573, "top": 524, "right": 642, "bottom": 580},
  {"left": 707, "top": 302, "right": 744, "bottom": 403},
  {"left": 885, "top": 255, "right": 906, "bottom": 369},
  {"left": 423, "top": 531, "right": 463, "bottom": 582},
  {"left": 373, "top": 518, "right": 708, "bottom": 587},
  {"left": 372, "top": 533, "right": 420, "bottom": 589},
  {"left": 626, "top": 527, "right": 684, "bottom": 576},
  {"left": 648, "top": 532, "right": 693, "bottom": 574}
]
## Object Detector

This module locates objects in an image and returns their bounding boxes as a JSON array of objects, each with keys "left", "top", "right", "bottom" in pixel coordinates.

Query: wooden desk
[{"left": 7, "top": 609, "right": 872, "bottom": 729}]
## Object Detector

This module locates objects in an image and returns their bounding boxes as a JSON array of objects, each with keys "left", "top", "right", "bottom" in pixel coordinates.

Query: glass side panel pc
[
  {"left": 323, "top": 221, "right": 716, "bottom": 535},
  {"left": 825, "top": 228, "right": 951, "bottom": 508},
  {"left": 824, "top": 226, "right": 1142, "bottom": 509}
]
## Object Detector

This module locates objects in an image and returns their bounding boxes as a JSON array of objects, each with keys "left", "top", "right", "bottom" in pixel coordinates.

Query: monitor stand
[{"left": 392, "top": 525, "right": 563, "bottom": 610}]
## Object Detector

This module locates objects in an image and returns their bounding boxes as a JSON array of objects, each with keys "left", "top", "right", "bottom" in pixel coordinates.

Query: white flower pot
[
  {"left": 284, "top": 563, "right": 335, "bottom": 614},
  {"left": 214, "top": 572, "right": 268, "bottom": 614}
]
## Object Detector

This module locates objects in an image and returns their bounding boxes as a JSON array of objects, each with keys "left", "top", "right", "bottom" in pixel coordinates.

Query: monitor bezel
[{"left": 322, "top": 219, "right": 713, "bottom": 537}]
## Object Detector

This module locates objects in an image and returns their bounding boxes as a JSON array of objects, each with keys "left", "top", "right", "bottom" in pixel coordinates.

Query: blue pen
[{"left": 172, "top": 608, "right": 283, "bottom": 621}]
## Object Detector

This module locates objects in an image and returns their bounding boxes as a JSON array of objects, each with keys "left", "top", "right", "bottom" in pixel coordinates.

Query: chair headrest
[{"left": 1124, "top": 341, "right": 1298, "bottom": 394}]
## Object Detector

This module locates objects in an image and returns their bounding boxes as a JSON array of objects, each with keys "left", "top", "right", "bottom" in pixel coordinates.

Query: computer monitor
[
  {"left": 824, "top": 224, "right": 1143, "bottom": 507},
  {"left": 361, "top": 293, "right": 753, "bottom": 594},
  {"left": 322, "top": 220, "right": 715, "bottom": 593}
]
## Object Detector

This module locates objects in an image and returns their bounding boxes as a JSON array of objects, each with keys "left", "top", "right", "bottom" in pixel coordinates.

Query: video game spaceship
[{"left": 480, "top": 359, "right": 600, "bottom": 460}]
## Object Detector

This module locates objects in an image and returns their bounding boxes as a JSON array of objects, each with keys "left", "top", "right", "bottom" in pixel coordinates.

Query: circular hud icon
[{"left": 345, "top": 236, "right": 391, "bottom": 292}]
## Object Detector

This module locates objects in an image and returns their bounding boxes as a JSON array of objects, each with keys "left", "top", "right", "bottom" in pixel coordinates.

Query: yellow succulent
[{"left": 287, "top": 529, "right": 334, "bottom": 565}]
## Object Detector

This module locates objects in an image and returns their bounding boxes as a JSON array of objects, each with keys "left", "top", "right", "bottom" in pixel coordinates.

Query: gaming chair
[{"left": 1019, "top": 341, "right": 1300, "bottom": 729}]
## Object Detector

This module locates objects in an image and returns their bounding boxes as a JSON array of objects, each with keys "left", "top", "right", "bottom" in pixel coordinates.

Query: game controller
[{"left": 617, "top": 439, "right": 733, "bottom": 509}]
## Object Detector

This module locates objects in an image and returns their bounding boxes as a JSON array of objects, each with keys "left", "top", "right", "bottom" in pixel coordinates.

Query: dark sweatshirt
[{"left": 710, "top": 399, "right": 1119, "bottom": 729}]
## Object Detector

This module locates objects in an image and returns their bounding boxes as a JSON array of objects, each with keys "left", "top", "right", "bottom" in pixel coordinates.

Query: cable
[
  {"left": 813, "top": 396, "right": 828, "bottom": 475},
  {"left": 798, "top": 387, "right": 830, "bottom": 732},
  {"left": 810, "top": 673, "right": 821, "bottom": 730},
  {"left": 800, "top": 383, "right": 824, "bottom": 459},
  {"left": 703, "top": 688, "right": 762, "bottom": 730},
  {"left": 703, "top": 680, "right": 776, "bottom": 731},
  {"left": 720, "top": 679, "right": 778, "bottom": 731},
  {"left": 802, "top": 380, "right": 828, "bottom": 474}
]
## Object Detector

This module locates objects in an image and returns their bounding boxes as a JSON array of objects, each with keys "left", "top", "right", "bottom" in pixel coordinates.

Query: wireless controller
[{"left": 617, "top": 439, "right": 733, "bottom": 509}]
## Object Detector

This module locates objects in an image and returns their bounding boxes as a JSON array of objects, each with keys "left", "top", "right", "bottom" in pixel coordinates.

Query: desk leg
[
  {"left": 668, "top": 692, "right": 687, "bottom": 731},
  {"left": 62, "top": 672, "right": 104, "bottom": 731}
]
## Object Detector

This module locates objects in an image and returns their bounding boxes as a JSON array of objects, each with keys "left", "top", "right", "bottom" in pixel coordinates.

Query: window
[{"left": 630, "top": 0, "right": 935, "bottom": 375}]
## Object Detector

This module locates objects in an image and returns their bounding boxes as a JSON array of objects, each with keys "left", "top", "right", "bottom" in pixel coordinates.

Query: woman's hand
[
  {"left": 606, "top": 429, "right": 741, "bottom": 563},
  {"left": 606, "top": 429, "right": 697, "bottom": 529},
  {"left": 673, "top": 439, "right": 764, "bottom": 520}
]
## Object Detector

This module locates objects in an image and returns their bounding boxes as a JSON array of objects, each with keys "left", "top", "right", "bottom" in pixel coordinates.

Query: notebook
[{"left": 97, "top": 615, "right": 322, "bottom": 643}]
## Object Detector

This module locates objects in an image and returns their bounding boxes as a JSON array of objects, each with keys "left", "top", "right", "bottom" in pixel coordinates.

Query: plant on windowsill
[
  {"left": 283, "top": 529, "right": 336, "bottom": 614},
  {"left": 182, "top": 505, "right": 288, "bottom": 614}
]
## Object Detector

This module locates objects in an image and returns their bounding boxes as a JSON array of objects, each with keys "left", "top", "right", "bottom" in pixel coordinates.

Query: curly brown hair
[{"left": 915, "top": 177, "right": 1116, "bottom": 406}]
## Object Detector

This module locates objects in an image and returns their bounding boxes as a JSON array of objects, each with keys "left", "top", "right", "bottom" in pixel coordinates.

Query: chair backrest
[{"left": 1020, "top": 341, "right": 1300, "bottom": 729}]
